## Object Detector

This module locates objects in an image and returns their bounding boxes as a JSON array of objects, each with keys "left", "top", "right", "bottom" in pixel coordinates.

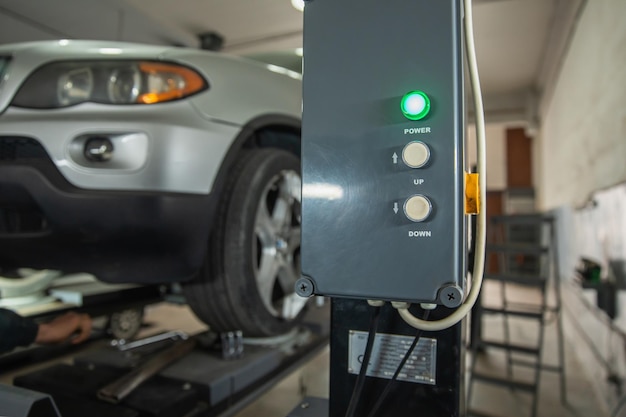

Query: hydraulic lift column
[{"left": 298, "top": 0, "right": 467, "bottom": 416}]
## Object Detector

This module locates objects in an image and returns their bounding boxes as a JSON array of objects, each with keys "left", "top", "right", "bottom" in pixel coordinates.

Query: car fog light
[{"left": 84, "top": 137, "right": 114, "bottom": 162}]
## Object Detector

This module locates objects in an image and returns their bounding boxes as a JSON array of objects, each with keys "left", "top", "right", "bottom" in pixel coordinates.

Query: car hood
[{"left": 0, "top": 40, "right": 172, "bottom": 58}]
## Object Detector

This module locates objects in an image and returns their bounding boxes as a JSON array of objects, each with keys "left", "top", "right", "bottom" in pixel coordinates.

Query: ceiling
[{"left": 0, "top": 0, "right": 585, "bottom": 127}]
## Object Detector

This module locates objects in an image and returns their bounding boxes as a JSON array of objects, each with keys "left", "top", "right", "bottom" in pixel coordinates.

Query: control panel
[{"left": 300, "top": 0, "right": 466, "bottom": 305}]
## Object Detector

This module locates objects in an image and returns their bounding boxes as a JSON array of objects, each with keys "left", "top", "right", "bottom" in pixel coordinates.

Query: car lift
[
  {"left": 0, "top": 273, "right": 162, "bottom": 364},
  {"left": 1, "top": 299, "right": 331, "bottom": 417}
]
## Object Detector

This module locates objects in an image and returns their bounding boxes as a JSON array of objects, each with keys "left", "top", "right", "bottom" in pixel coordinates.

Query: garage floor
[
  {"left": 466, "top": 281, "right": 604, "bottom": 417},
  {"left": 144, "top": 286, "right": 605, "bottom": 417},
  {"left": 231, "top": 279, "right": 607, "bottom": 417},
  {"left": 0, "top": 283, "right": 606, "bottom": 417}
]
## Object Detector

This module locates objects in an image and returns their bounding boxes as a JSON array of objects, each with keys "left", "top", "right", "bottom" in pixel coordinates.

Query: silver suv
[{"left": 0, "top": 40, "right": 305, "bottom": 336}]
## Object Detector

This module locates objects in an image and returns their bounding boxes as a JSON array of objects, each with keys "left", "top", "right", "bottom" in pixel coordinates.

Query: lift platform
[
  {"left": 2, "top": 303, "right": 330, "bottom": 417},
  {"left": 0, "top": 273, "right": 164, "bottom": 371},
  {"left": 3, "top": 273, "right": 162, "bottom": 321}
]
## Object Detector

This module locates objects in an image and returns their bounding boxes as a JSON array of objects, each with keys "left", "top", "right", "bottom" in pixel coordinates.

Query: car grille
[{"left": 0, "top": 137, "right": 49, "bottom": 161}]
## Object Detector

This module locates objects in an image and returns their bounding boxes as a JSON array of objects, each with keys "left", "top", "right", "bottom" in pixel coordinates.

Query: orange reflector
[
  {"left": 465, "top": 173, "right": 480, "bottom": 215},
  {"left": 137, "top": 62, "right": 206, "bottom": 104}
]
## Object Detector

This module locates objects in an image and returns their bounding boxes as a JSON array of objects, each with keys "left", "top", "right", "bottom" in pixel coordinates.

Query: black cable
[
  {"left": 366, "top": 309, "right": 431, "bottom": 417},
  {"left": 344, "top": 305, "right": 382, "bottom": 417}
]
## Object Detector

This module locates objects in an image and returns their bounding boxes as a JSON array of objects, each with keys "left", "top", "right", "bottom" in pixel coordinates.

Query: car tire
[{"left": 183, "top": 148, "right": 306, "bottom": 337}]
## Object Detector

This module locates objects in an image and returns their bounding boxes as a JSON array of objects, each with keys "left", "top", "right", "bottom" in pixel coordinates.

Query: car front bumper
[
  {"left": 0, "top": 102, "right": 240, "bottom": 283},
  {"left": 0, "top": 160, "right": 217, "bottom": 283},
  {"left": 0, "top": 101, "right": 240, "bottom": 194}
]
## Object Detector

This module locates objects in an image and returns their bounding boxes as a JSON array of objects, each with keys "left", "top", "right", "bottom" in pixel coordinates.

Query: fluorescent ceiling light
[
  {"left": 266, "top": 64, "right": 302, "bottom": 80},
  {"left": 98, "top": 48, "right": 123, "bottom": 55},
  {"left": 291, "top": 0, "right": 305, "bottom": 12}
]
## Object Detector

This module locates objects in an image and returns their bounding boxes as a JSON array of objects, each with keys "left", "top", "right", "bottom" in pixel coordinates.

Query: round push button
[
  {"left": 402, "top": 141, "right": 430, "bottom": 168},
  {"left": 404, "top": 195, "right": 432, "bottom": 222}
]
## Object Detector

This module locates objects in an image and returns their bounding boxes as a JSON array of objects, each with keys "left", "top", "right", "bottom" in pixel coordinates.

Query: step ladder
[{"left": 468, "top": 214, "right": 566, "bottom": 417}]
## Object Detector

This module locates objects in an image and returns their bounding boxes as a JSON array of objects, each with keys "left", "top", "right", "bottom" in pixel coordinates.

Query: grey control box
[{"left": 301, "top": 0, "right": 466, "bottom": 305}]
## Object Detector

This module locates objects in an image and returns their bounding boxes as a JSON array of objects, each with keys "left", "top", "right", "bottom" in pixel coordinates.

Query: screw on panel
[
  {"left": 439, "top": 285, "right": 463, "bottom": 308},
  {"left": 295, "top": 277, "right": 314, "bottom": 297}
]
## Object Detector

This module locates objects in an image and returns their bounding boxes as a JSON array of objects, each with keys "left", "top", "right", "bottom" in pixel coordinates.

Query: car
[{"left": 0, "top": 40, "right": 306, "bottom": 337}]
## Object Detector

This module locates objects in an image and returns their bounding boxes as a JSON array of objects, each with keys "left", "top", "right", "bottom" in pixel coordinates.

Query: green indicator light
[{"left": 401, "top": 91, "right": 431, "bottom": 121}]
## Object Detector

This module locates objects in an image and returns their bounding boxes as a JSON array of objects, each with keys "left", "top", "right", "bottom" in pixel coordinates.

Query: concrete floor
[
  {"left": 146, "top": 288, "right": 604, "bottom": 417},
  {"left": 467, "top": 280, "right": 605, "bottom": 417},
  {"left": 233, "top": 280, "right": 607, "bottom": 417},
  {"left": 0, "top": 287, "right": 608, "bottom": 417}
]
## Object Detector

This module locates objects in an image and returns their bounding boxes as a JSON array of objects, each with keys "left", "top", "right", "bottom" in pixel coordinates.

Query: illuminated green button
[{"left": 401, "top": 91, "right": 431, "bottom": 121}]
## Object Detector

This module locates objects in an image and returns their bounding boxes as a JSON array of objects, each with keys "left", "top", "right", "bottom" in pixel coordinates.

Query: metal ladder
[{"left": 468, "top": 214, "right": 566, "bottom": 417}]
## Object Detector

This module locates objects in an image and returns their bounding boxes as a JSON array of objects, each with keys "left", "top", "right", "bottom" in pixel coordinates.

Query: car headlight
[
  {"left": 107, "top": 66, "right": 141, "bottom": 104},
  {"left": 57, "top": 67, "right": 94, "bottom": 106},
  {"left": 12, "top": 60, "right": 208, "bottom": 108}
]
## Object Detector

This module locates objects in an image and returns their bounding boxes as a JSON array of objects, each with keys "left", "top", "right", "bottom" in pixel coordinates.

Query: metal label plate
[{"left": 348, "top": 331, "right": 436, "bottom": 385}]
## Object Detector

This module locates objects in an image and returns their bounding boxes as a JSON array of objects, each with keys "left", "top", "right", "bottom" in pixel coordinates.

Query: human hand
[{"left": 35, "top": 312, "right": 92, "bottom": 345}]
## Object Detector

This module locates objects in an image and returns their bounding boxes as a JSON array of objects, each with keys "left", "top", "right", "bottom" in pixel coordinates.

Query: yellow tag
[{"left": 465, "top": 173, "right": 480, "bottom": 215}]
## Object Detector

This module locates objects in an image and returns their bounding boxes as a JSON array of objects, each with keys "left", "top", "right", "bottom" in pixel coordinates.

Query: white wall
[
  {"left": 537, "top": 0, "right": 626, "bottom": 210},
  {"left": 537, "top": 2, "right": 626, "bottom": 411}
]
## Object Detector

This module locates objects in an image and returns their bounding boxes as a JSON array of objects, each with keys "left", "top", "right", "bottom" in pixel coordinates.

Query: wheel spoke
[
  {"left": 256, "top": 251, "right": 281, "bottom": 314},
  {"left": 281, "top": 293, "right": 309, "bottom": 320},
  {"left": 271, "top": 194, "right": 291, "bottom": 230},
  {"left": 277, "top": 262, "right": 299, "bottom": 295},
  {"left": 277, "top": 262, "right": 306, "bottom": 319},
  {"left": 287, "top": 226, "right": 301, "bottom": 252},
  {"left": 284, "top": 171, "right": 302, "bottom": 203},
  {"left": 272, "top": 171, "right": 301, "bottom": 230},
  {"left": 255, "top": 201, "right": 276, "bottom": 246}
]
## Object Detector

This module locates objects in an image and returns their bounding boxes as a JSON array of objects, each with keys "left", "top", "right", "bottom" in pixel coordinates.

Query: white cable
[{"left": 396, "top": 0, "right": 487, "bottom": 331}]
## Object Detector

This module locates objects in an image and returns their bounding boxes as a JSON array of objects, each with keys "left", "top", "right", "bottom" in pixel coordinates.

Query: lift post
[
  {"left": 328, "top": 300, "right": 463, "bottom": 417},
  {"left": 297, "top": 0, "right": 467, "bottom": 415}
]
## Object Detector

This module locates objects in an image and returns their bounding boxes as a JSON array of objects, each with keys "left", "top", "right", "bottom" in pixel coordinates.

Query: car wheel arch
[
  {"left": 171, "top": 114, "right": 301, "bottom": 286},
  {"left": 211, "top": 114, "right": 301, "bottom": 199}
]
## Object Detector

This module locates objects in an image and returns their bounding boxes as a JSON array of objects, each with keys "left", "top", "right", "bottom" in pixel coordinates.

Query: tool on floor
[{"left": 97, "top": 337, "right": 197, "bottom": 404}]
